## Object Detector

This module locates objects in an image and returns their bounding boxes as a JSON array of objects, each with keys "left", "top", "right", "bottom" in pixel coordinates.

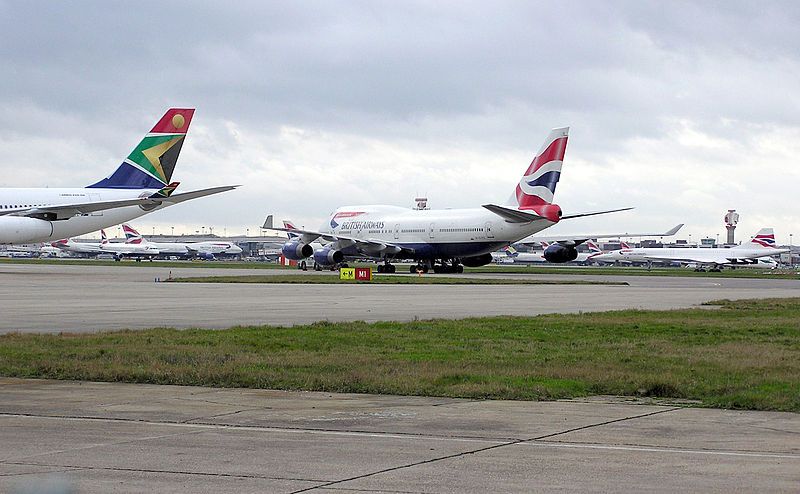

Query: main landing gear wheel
[
  {"left": 411, "top": 263, "right": 429, "bottom": 273},
  {"left": 377, "top": 264, "right": 396, "bottom": 274},
  {"left": 432, "top": 261, "right": 463, "bottom": 274}
]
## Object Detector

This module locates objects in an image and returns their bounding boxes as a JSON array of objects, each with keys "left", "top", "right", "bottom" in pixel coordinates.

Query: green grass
[
  {"left": 1, "top": 298, "right": 799, "bottom": 411},
  {"left": 168, "top": 274, "right": 626, "bottom": 285},
  {"left": 467, "top": 264, "right": 800, "bottom": 279}
]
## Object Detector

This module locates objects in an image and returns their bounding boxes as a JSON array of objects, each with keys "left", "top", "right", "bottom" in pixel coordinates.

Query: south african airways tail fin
[{"left": 87, "top": 108, "right": 194, "bottom": 189}]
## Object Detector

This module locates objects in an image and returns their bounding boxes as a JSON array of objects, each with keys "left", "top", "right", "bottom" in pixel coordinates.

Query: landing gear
[
  {"left": 377, "top": 263, "right": 396, "bottom": 274},
  {"left": 299, "top": 260, "right": 307, "bottom": 271},
  {"left": 431, "top": 260, "right": 463, "bottom": 274},
  {"left": 410, "top": 263, "right": 429, "bottom": 274}
]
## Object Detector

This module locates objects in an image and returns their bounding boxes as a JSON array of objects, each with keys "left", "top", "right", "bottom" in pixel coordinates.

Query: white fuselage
[
  {"left": 136, "top": 239, "right": 242, "bottom": 256},
  {"left": 320, "top": 205, "right": 556, "bottom": 260},
  {"left": 52, "top": 239, "right": 104, "bottom": 255},
  {"left": 594, "top": 246, "right": 786, "bottom": 266},
  {"left": 100, "top": 241, "right": 160, "bottom": 257},
  {"left": 0, "top": 187, "right": 163, "bottom": 244},
  {"left": 492, "top": 251, "right": 548, "bottom": 264}
]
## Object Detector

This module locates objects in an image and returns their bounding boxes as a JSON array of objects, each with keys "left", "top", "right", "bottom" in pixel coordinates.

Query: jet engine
[
  {"left": 0, "top": 216, "right": 54, "bottom": 244},
  {"left": 313, "top": 247, "right": 344, "bottom": 266},
  {"left": 460, "top": 253, "right": 494, "bottom": 267},
  {"left": 281, "top": 240, "right": 313, "bottom": 260},
  {"left": 543, "top": 243, "right": 578, "bottom": 263}
]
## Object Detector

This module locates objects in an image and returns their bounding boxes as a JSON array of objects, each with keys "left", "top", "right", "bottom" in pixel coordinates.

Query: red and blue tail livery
[
  {"left": 513, "top": 127, "right": 568, "bottom": 210},
  {"left": 749, "top": 228, "right": 777, "bottom": 248},
  {"left": 87, "top": 109, "right": 195, "bottom": 189}
]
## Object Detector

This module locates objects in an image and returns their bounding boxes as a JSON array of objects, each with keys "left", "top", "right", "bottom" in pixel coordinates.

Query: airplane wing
[
  {"left": 266, "top": 225, "right": 408, "bottom": 255},
  {"left": 0, "top": 185, "right": 238, "bottom": 221},
  {"left": 520, "top": 224, "right": 684, "bottom": 247}
]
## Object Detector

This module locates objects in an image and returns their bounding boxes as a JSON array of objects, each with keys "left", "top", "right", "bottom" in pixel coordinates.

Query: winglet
[{"left": 664, "top": 224, "right": 684, "bottom": 236}]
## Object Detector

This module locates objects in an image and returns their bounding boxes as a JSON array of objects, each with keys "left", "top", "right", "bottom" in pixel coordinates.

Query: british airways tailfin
[
  {"left": 744, "top": 228, "right": 777, "bottom": 249},
  {"left": 586, "top": 241, "right": 602, "bottom": 254},
  {"left": 87, "top": 108, "right": 194, "bottom": 189},
  {"left": 122, "top": 224, "right": 144, "bottom": 244},
  {"left": 507, "top": 127, "right": 568, "bottom": 217}
]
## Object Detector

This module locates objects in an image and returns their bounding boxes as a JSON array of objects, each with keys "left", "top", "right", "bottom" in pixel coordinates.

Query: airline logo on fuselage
[{"left": 330, "top": 211, "right": 367, "bottom": 229}]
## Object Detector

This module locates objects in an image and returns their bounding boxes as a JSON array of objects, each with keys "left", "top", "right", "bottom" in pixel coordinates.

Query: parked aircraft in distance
[
  {"left": 520, "top": 224, "right": 683, "bottom": 263},
  {"left": 492, "top": 244, "right": 547, "bottom": 264},
  {"left": 592, "top": 228, "right": 788, "bottom": 271},
  {"left": 51, "top": 237, "right": 104, "bottom": 256},
  {"left": 266, "top": 127, "right": 637, "bottom": 273},
  {"left": 121, "top": 224, "right": 243, "bottom": 259},
  {"left": 6, "top": 242, "right": 64, "bottom": 258},
  {"left": 0, "top": 108, "right": 237, "bottom": 244},
  {"left": 99, "top": 229, "right": 159, "bottom": 260}
]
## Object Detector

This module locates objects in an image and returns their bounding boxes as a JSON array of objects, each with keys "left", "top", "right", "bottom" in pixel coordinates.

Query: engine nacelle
[
  {"left": 460, "top": 253, "right": 494, "bottom": 267},
  {"left": 543, "top": 243, "right": 578, "bottom": 263},
  {"left": 0, "top": 216, "right": 54, "bottom": 244},
  {"left": 313, "top": 247, "right": 344, "bottom": 266},
  {"left": 282, "top": 241, "right": 313, "bottom": 260}
]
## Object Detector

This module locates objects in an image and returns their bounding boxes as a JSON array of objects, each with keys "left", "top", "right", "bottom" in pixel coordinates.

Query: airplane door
[
  {"left": 485, "top": 221, "right": 494, "bottom": 238},
  {"left": 394, "top": 224, "right": 400, "bottom": 240},
  {"left": 87, "top": 194, "right": 103, "bottom": 216},
  {"left": 429, "top": 223, "right": 435, "bottom": 239}
]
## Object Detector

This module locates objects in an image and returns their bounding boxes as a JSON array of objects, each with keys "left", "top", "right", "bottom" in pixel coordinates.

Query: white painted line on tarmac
[{"left": 522, "top": 440, "right": 800, "bottom": 459}]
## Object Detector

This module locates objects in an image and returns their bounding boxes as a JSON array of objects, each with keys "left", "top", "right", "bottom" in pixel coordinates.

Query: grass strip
[
  {"left": 1, "top": 298, "right": 799, "bottom": 411},
  {"left": 167, "top": 274, "right": 626, "bottom": 285},
  {"left": 467, "top": 265, "right": 800, "bottom": 279}
]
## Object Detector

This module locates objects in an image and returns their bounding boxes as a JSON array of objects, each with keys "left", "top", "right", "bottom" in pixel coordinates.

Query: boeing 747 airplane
[
  {"left": 0, "top": 108, "right": 236, "bottom": 244},
  {"left": 267, "top": 127, "right": 633, "bottom": 273}
]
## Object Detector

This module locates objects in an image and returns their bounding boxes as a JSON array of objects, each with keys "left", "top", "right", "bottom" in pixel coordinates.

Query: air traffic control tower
[{"left": 725, "top": 209, "right": 739, "bottom": 245}]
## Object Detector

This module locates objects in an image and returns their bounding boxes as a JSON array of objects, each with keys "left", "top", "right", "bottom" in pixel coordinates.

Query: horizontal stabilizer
[
  {"left": 560, "top": 207, "right": 634, "bottom": 220},
  {"left": 161, "top": 185, "right": 239, "bottom": 204},
  {"left": 482, "top": 204, "right": 547, "bottom": 223}
]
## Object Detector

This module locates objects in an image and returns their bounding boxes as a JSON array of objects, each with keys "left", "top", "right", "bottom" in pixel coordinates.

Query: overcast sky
[{"left": 1, "top": 1, "right": 798, "bottom": 243}]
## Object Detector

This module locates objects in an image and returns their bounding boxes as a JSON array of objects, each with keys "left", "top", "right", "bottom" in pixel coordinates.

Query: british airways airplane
[
  {"left": 269, "top": 127, "right": 633, "bottom": 273},
  {"left": 0, "top": 108, "right": 236, "bottom": 244}
]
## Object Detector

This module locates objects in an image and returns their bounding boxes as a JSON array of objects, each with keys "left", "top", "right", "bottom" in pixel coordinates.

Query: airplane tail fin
[
  {"left": 122, "top": 224, "right": 144, "bottom": 244},
  {"left": 504, "top": 245, "right": 518, "bottom": 257},
  {"left": 87, "top": 108, "right": 195, "bottom": 189},
  {"left": 746, "top": 228, "right": 777, "bottom": 249},
  {"left": 100, "top": 230, "right": 108, "bottom": 245},
  {"left": 283, "top": 220, "right": 301, "bottom": 239},
  {"left": 506, "top": 127, "right": 569, "bottom": 221},
  {"left": 620, "top": 241, "right": 632, "bottom": 249},
  {"left": 586, "top": 241, "right": 602, "bottom": 254}
]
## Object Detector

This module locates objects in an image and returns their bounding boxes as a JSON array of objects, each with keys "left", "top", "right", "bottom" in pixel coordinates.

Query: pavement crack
[
  {"left": 529, "top": 406, "right": 682, "bottom": 441},
  {"left": 286, "top": 407, "right": 684, "bottom": 493},
  {"left": 2, "top": 461, "right": 329, "bottom": 483},
  {"left": 180, "top": 407, "right": 265, "bottom": 423}
]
